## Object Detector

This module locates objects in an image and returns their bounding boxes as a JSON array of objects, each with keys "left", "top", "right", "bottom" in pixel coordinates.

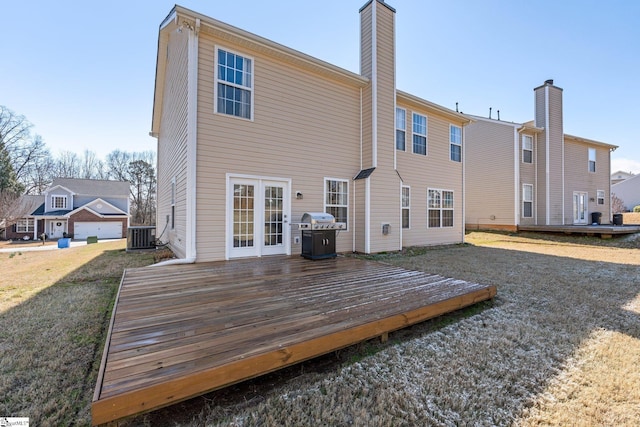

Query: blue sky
[{"left": 2, "top": 0, "right": 639, "bottom": 173}]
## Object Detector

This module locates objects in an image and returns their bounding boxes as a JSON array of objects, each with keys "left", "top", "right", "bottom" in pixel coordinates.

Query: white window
[
  {"left": 16, "top": 218, "right": 34, "bottom": 233},
  {"left": 450, "top": 125, "right": 462, "bottom": 162},
  {"left": 522, "top": 135, "right": 533, "bottom": 164},
  {"left": 396, "top": 108, "right": 406, "bottom": 151},
  {"left": 588, "top": 148, "right": 596, "bottom": 173},
  {"left": 597, "top": 190, "right": 605, "bottom": 205},
  {"left": 412, "top": 113, "right": 427, "bottom": 155},
  {"left": 401, "top": 186, "right": 410, "bottom": 229},
  {"left": 523, "top": 184, "right": 533, "bottom": 218},
  {"left": 51, "top": 196, "right": 67, "bottom": 210},
  {"left": 216, "top": 48, "right": 253, "bottom": 120},
  {"left": 428, "top": 189, "right": 454, "bottom": 228},
  {"left": 170, "top": 177, "right": 176, "bottom": 230},
  {"left": 325, "top": 178, "right": 348, "bottom": 226}
]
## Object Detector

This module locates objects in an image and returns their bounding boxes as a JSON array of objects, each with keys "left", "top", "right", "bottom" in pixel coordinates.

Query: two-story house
[
  {"left": 465, "top": 80, "right": 617, "bottom": 231},
  {"left": 5, "top": 178, "right": 130, "bottom": 240},
  {"left": 152, "top": 1, "right": 470, "bottom": 262}
]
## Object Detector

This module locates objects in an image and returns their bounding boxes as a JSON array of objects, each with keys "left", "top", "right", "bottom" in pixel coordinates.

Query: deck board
[{"left": 92, "top": 255, "right": 496, "bottom": 425}]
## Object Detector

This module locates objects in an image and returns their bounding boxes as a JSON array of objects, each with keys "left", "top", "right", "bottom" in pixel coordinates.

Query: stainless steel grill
[
  {"left": 296, "top": 212, "right": 344, "bottom": 260},
  {"left": 294, "top": 212, "right": 346, "bottom": 230}
]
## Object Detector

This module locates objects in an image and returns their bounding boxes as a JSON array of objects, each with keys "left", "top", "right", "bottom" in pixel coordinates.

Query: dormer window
[{"left": 52, "top": 195, "right": 68, "bottom": 210}]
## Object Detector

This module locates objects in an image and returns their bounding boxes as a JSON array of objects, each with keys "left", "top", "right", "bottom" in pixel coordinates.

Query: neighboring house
[
  {"left": 465, "top": 80, "right": 617, "bottom": 231},
  {"left": 611, "top": 170, "right": 635, "bottom": 185},
  {"left": 152, "top": 1, "right": 471, "bottom": 262},
  {"left": 0, "top": 195, "right": 44, "bottom": 240},
  {"left": 5, "top": 178, "right": 130, "bottom": 241},
  {"left": 612, "top": 173, "right": 640, "bottom": 211}
]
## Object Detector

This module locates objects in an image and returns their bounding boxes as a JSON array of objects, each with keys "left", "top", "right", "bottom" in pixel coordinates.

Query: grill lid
[{"left": 301, "top": 212, "right": 336, "bottom": 224}]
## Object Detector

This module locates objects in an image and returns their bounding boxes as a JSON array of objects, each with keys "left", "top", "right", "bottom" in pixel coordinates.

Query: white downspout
[
  {"left": 155, "top": 18, "right": 200, "bottom": 266},
  {"left": 514, "top": 127, "right": 520, "bottom": 227},
  {"left": 461, "top": 124, "right": 466, "bottom": 243}
]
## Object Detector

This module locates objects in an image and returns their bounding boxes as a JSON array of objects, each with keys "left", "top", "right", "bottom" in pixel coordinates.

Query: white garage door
[{"left": 74, "top": 222, "right": 122, "bottom": 240}]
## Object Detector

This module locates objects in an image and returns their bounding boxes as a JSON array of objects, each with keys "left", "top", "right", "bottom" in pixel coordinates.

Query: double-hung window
[
  {"left": 401, "top": 186, "right": 410, "bottom": 229},
  {"left": 396, "top": 108, "right": 406, "bottom": 151},
  {"left": 325, "top": 179, "right": 348, "bottom": 226},
  {"left": 588, "top": 148, "right": 596, "bottom": 172},
  {"left": 523, "top": 184, "right": 533, "bottom": 218},
  {"left": 597, "top": 190, "right": 605, "bottom": 205},
  {"left": 522, "top": 135, "right": 533, "bottom": 164},
  {"left": 450, "top": 125, "right": 462, "bottom": 162},
  {"left": 428, "top": 189, "right": 454, "bottom": 228},
  {"left": 16, "top": 218, "right": 34, "bottom": 233},
  {"left": 216, "top": 48, "right": 253, "bottom": 120},
  {"left": 51, "top": 196, "right": 67, "bottom": 210},
  {"left": 412, "top": 113, "right": 427, "bottom": 155}
]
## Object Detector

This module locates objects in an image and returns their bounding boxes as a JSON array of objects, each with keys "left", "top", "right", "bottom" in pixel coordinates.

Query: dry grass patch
[
  {"left": 520, "top": 329, "right": 640, "bottom": 426},
  {"left": 0, "top": 240, "right": 155, "bottom": 426},
  {"left": 130, "top": 231, "right": 640, "bottom": 426}
]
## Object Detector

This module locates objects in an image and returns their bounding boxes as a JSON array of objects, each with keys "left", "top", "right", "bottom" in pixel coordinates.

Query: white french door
[
  {"left": 227, "top": 176, "right": 290, "bottom": 259},
  {"left": 573, "top": 192, "right": 588, "bottom": 224}
]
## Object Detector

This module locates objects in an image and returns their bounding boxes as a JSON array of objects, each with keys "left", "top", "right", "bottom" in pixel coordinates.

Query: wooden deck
[
  {"left": 518, "top": 224, "right": 640, "bottom": 237},
  {"left": 92, "top": 255, "right": 496, "bottom": 425}
]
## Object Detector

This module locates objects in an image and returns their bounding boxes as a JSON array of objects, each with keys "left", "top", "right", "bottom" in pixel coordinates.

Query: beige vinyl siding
[
  {"left": 519, "top": 132, "right": 537, "bottom": 226},
  {"left": 359, "top": 5, "right": 373, "bottom": 169},
  {"left": 534, "top": 88, "right": 548, "bottom": 223},
  {"left": 564, "top": 138, "right": 612, "bottom": 224},
  {"left": 368, "top": 1, "right": 400, "bottom": 253},
  {"left": 195, "top": 33, "right": 363, "bottom": 261},
  {"left": 464, "top": 119, "right": 517, "bottom": 229},
  {"left": 546, "top": 86, "right": 564, "bottom": 224},
  {"left": 397, "top": 103, "right": 465, "bottom": 245},
  {"left": 157, "top": 28, "right": 189, "bottom": 259},
  {"left": 534, "top": 83, "right": 564, "bottom": 225}
]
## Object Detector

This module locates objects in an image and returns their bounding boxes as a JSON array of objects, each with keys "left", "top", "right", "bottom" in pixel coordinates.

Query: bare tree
[
  {"left": 106, "top": 150, "right": 157, "bottom": 225},
  {"left": 128, "top": 159, "right": 156, "bottom": 225},
  {"left": 54, "top": 150, "right": 81, "bottom": 178},
  {"left": 79, "top": 149, "right": 108, "bottom": 179},
  {"left": 106, "top": 150, "right": 132, "bottom": 181},
  {"left": 611, "top": 193, "right": 626, "bottom": 213},
  {"left": 0, "top": 106, "right": 32, "bottom": 150}
]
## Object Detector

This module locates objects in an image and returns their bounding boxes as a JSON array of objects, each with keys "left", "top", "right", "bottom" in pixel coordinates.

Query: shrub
[{"left": 634, "top": 205, "right": 640, "bottom": 213}]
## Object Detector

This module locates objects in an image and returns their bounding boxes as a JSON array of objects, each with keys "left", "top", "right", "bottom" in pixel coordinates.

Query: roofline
[
  {"left": 564, "top": 133, "right": 617, "bottom": 150},
  {"left": 360, "top": 0, "right": 396, "bottom": 13},
  {"left": 464, "top": 114, "right": 528, "bottom": 129},
  {"left": 397, "top": 90, "right": 472, "bottom": 124},
  {"left": 612, "top": 172, "right": 640, "bottom": 187}
]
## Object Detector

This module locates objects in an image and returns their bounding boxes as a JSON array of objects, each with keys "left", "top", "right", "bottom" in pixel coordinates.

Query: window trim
[
  {"left": 51, "top": 195, "right": 68, "bottom": 210},
  {"left": 214, "top": 46, "right": 254, "bottom": 121},
  {"left": 16, "top": 218, "right": 35, "bottom": 233},
  {"left": 450, "top": 124, "right": 462, "bottom": 162},
  {"left": 412, "top": 113, "right": 428, "bottom": 156},
  {"left": 324, "top": 177, "right": 349, "bottom": 229},
  {"left": 597, "top": 189, "right": 605, "bottom": 205},
  {"left": 588, "top": 148, "right": 596, "bottom": 173},
  {"left": 523, "top": 183, "right": 533, "bottom": 218},
  {"left": 522, "top": 135, "right": 533, "bottom": 164},
  {"left": 401, "top": 185, "right": 410, "bottom": 229},
  {"left": 396, "top": 107, "right": 406, "bottom": 151},
  {"left": 170, "top": 177, "right": 176, "bottom": 230},
  {"left": 427, "top": 188, "right": 454, "bottom": 228}
]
